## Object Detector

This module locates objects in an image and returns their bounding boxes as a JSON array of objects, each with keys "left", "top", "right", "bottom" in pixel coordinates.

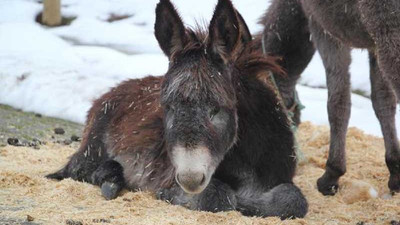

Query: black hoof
[
  {"left": 155, "top": 185, "right": 184, "bottom": 203},
  {"left": 45, "top": 170, "right": 65, "bottom": 180},
  {"left": 101, "top": 182, "right": 122, "bottom": 200},
  {"left": 156, "top": 188, "right": 170, "bottom": 201},
  {"left": 389, "top": 174, "right": 400, "bottom": 193},
  {"left": 317, "top": 174, "right": 339, "bottom": 196}
]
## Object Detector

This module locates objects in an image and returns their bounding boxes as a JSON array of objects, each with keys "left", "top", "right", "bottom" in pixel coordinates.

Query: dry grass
[{"left": 1, "top": 122, "right": 399, "bottom": 225}]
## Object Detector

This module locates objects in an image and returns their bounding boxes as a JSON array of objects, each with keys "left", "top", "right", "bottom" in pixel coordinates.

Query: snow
[
  {"left": 0, "top": 23, "right": 167, "bottom": 123},
  {"left": 301, "top": 49, "right": 371, "bottom": 96},
  {"left": 0, "top": 0, "right": 395, "bottom": 138},
  {"left": 0, "top": 0, "right": 41, "bottom": 23},
  {"left": 298, "top": 86, "right": 400, "bottom": 137},
  {"left": 51, "top": 18, "right": 160, "bottom": 54}
]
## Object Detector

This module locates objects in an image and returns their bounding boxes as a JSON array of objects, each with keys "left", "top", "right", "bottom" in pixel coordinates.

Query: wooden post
[{"left": 42, "top": 0, "right": 61, "bottom": 26}]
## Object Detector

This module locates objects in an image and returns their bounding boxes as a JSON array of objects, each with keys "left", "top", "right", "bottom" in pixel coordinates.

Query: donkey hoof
[
  {"left": 101, "top": 182, "right": 121, "bottom": 200},
  {"left": 317, "top": 176, "right": 339, "bottom": 196},
  {"left": 156, "top": 188, "right": 173, "bottom": 202},
  {"left": 388, "top": 174, "right": 400, "bottom": 193},
  {"left": 45, "top": 172, "right": 64, "bottom": 180}
]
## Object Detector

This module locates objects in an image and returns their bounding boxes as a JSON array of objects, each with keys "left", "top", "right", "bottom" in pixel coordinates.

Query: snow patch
[
  {"left": 0, "top": 0, "right": 395, "bottom": 138},
  {"left": 368, "top": 187, "right": 378, "bottom": 199}
]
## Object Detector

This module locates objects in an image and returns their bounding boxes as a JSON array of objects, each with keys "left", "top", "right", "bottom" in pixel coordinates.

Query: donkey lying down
[{"left": 47, "top": 0, "right": 307, "bottom": 219}]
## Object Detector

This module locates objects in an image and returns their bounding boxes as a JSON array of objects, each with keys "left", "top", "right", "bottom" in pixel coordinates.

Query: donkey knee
[
  {"left": 268, "top": 183, "right": 308, "bottom": 219},
  {"left": 237, "top": 183, "right": 308, "bottom": 219},
  {"left": 195, "top": 179, "right": 237, "bottom": 212},
  {"left": 157, "top": 178, "right": 237, "bottom": 212}
]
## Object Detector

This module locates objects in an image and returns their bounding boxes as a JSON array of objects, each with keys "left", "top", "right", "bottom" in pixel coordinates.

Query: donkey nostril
[
  {"left": 200, "top": 174, "right": 206, "bottom": 185},
  {"left": 176, "top": 174, "right": 182, "bottom": 184}
]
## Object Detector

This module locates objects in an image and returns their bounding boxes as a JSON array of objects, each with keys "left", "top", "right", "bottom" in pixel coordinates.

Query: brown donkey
[
  {"left": 47, "top": 0, "right": 308, "bottom": 219},
  {"left": 260, "top": 0, "right": 400, "bottom": 195}
]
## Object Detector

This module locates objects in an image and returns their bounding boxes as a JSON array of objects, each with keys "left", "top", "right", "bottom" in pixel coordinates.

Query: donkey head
[{"left": 155, "top": 0, "right": 250, "bottom": 194}]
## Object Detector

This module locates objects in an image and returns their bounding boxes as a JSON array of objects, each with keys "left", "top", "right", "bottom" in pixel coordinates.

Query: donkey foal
[{"left": 47, "top": 0, "right": 308, "bottom": 219}]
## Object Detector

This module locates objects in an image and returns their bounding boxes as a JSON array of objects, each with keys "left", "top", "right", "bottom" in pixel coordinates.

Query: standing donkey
[
  {"left": 47, "top": 0, "right": 308, "bottom": 219},
  {"left": 260, "top": 0, "right": 400, "bottom": 195}
]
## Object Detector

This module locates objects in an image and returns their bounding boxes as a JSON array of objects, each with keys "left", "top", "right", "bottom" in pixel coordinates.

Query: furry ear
[
  {"left": 208, "top": 0, "right": 241, "bottom": 62},
  {"left": 155, "top": 0, "right": 187, "bottom": 59},
  {"left": 236, "top": 10, "right": 252, "bottom": 44}
]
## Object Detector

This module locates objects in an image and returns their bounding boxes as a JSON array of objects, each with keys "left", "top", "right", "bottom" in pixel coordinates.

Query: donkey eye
[{"left": 209, "top": 107, "right": 220, "bottom": 120}]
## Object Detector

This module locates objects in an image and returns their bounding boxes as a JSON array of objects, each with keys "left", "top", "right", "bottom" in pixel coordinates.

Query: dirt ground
[{"left": 1, "top": 122, "right": 399, "bottom": 225}]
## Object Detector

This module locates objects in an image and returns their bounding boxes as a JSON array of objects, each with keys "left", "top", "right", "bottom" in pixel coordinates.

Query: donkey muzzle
[
  {"left": 176, "top": 171, "right": 206, "bottom": 193},
  {"left": 171, "top": 145, "right": 214, "bottom": 194}
]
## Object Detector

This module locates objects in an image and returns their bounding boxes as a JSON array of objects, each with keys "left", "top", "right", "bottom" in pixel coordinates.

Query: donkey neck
[
  {"left": 214, "top": 72, "right": 296, "bottom": 189},
  {"left": 235, "top": 73, "right": 293, "bottom": 154}
]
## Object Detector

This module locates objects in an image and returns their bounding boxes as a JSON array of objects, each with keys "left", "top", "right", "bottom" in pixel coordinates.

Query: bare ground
[{"left": 1, "top": 118, "right": 400, "bottom": 224}]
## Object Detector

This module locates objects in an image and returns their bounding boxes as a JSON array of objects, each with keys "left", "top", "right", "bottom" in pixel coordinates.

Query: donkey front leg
[
  {"left": 309, "top": 20, "right": 352, "bottom": 195},
  {"left": 369, "top": 51, "right": 400, "bottom": 192},
  {"left": 236, "top": 183, "right": 308, "bottom": 219},
  {"left": 156, "top": 178, "right": 237, "bottom": 212},
  {"left": 91, "top": 159, "right": 125, "bottom": 200}
]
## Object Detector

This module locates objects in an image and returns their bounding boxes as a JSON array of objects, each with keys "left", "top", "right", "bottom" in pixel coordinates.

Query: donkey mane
[
  {"left": 163, "top": 27, "right": 285, "bottom": 109},
  {"left": 183, "top": 27, "right": 285, "bottom": 77},
  {"left": 235, "top": 36, "right": 285, "bottom": 83}
]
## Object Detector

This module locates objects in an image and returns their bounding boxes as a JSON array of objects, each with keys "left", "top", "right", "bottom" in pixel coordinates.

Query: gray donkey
[{"left": 260, "top": 0, "right": 400, "bottom": 196}]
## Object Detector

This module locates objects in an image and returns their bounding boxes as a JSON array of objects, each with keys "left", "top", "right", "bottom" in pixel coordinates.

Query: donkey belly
[
  {"left": 99, "top": 76, "right": 173, "bottom": 192},
  {"left": 301, "top": 0, "right": 374, "bottom": 48},
  {"left": 105, "top": 116, "right": 173, "bottom": 192},
  {"left": 113, "top": 152, "right": 155, "bottom": 191}
]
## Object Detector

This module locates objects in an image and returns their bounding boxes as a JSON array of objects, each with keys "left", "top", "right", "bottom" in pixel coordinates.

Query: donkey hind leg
[
  {"left": 309, "top": 20, "right": 352, "bottom": 195},
  {"left": 46, "top": 111, "right": 111, "bottom": 183},
  {"left": 236, "top": 183, "right": 308, "bottom": 219},
  {"left": 359, "top": 0, "right": 400, "bottom": 101},
  {"left": 91, "top": 159, "right": 125, "bottom": 200},
  {"left": 45, "top": 150, "right": 103, "bottom": 183},
  {"left": 46, "top": 139, "right": 109, "bottom": 183},
  {"left": 369, "top": 51, "right": 400, "bottom": 192},
  {"left": 46, "top": 143, "right": 111, "bottom": 195},
  {"left": 156, "top": 178, "right": 237, "bottom": 212},
  {"left": 47, "top": 154, "right": 124, "bottom": 200}
]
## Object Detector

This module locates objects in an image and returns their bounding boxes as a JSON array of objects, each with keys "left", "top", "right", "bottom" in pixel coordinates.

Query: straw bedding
[{"left": 1, "top": 122, "right": 399, "bottom": 225}]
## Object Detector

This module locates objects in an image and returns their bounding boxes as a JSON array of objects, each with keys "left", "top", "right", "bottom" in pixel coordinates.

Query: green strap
[{"left": 262, "top": 33, "right": 306, "bottom": 163}]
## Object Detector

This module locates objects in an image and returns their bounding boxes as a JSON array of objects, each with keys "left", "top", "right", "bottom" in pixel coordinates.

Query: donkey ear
[
  {"left": 236, "top": 10, "right": 252, "bottom": 44},
  {"left": 208, "top": 0, "right": 241, "bottom": 62},
  {"left": 155, "top": 0, "right": 187, "bottom": 58}
]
